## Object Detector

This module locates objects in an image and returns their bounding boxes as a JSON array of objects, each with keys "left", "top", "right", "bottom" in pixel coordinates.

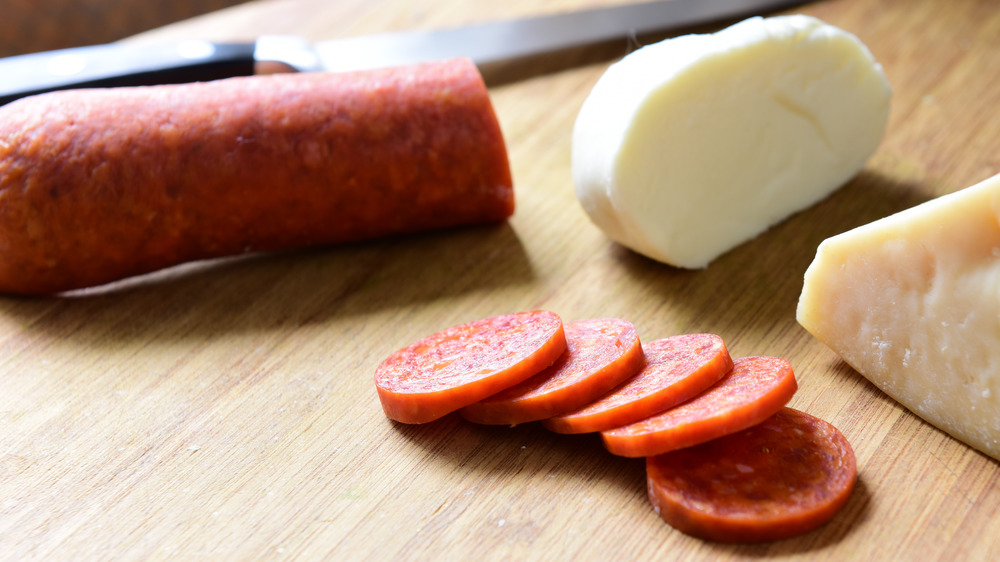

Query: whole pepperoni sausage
[
  {"left": 0, "top": 58, "right": 512, "bottom": 295},
  {"left": 646, "top": 407, "right": 857, "bottom": 543}
]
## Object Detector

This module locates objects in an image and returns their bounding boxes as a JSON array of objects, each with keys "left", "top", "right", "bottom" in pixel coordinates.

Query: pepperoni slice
[
  {"left": 646, "top": 407, "right": 857, "bottom": 543},
  {"left": 601, "top": 356, "right": 797, "bottom": 457},
  {"left": 542, "top": 334, "right": 732, "bottom": 434},
  {"left": 459, "top": 318, "right": 644, "bottom": 426},
  {"left": 374, "top": 310, "right": 567, "bottom": 423}
]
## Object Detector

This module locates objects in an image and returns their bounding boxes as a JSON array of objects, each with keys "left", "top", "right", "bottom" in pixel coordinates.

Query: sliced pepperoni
[
  {"left": 542, "top": 334, "right": 732, "bottom": 434},
  {"left": 646, "top": 407, "right": 857, "bottom": 543},
  {"left": 601, "top": 356, "right": 797, "bottom": 457},
  {"left": 374, "top": 310, "right": 566, "bottom": 424},
  {"left": 459, "top": 317, "right": 644, "bottom": 426}
]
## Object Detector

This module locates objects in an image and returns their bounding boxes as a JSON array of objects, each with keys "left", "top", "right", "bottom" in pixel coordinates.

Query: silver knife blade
[
  {"left": 313, "top": 0, "right": 810, "bottom": 73},
  {"left": 0, "top": 0, "right": 808, "bottom": 106}
]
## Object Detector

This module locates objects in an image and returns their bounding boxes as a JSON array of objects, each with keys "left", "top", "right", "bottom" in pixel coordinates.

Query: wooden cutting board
[{"left": 3, "top": 0, "right": 999, "bottom": 559}]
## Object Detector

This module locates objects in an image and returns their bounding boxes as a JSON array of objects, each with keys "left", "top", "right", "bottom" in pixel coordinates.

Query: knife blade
[{"left": 0, "top": 0, "right": 808, "bottom": 106}]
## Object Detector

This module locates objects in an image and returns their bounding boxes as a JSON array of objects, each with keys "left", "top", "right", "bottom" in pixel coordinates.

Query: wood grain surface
[
  {"left": 3, "top": 0, "right": 999, "bottom": 559},
  {"left": 0, "top": 0, "right": 248, "bottom": 57}
]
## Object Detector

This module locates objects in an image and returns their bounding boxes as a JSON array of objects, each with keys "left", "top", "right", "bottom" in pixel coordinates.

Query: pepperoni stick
[
  {"left": 601, "top": 356, "right": 797, "bottom": 457},
  {"left": 646, "top": 407, "right": 857, "bottom": 543},
  {"left": 543, "top": 334, "right": 732, "bottom": 434},
  {"left": 0, "top": 58, "right": 512, "bottom": 295},
  {"left": 459, "top": 317, "right": 644, "bottom": 426},
  {"left": 374, "top": 311, "right": 566, "bottom": 424}
]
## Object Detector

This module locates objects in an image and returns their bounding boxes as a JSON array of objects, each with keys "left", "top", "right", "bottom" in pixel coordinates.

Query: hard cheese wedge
[
  {"left": 797, "top": 172, "right": 1000, "bottom": 461},
  {"left": 572, "top": 15, "right": 890, "bottom": 268}
]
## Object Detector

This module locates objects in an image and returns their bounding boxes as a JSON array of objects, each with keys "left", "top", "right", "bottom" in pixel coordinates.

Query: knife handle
[{"left": 0, "top": 40, "right": 256, "bottom": 106}]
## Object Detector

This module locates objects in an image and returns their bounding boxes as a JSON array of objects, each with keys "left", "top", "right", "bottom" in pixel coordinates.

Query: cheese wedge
[
  {"left": 572, "top": 15, "right": 891, "bottom": 268},
  {"left": 797, "top": 173, "right": 1000, "bottom": 461}
]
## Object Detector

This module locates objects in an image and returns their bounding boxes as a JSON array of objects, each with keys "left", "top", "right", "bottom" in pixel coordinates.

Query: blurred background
[{"left": 0, "top": 0, "right": 249, "bottom": 57}]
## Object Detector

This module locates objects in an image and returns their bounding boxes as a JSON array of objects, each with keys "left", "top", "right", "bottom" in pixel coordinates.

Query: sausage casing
[{"left": 0, "top": 58, "right": 513, "bottom": 294}]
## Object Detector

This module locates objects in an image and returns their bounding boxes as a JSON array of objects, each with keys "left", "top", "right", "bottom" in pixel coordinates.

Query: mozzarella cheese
[
  {"left": 571, "top": 15, "right": 891, "bottom": 268},
  {"left": 797, "top": 173, "right": 1000, "bottom": 461}
]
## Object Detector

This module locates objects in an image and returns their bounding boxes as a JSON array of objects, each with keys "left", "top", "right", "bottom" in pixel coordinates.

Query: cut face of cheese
[
  {"left": 797, "top": 172, "right": 1000, "bottom": 461},
  {"left": 571, "top": 15, "right": 891, "bottom": 268}
]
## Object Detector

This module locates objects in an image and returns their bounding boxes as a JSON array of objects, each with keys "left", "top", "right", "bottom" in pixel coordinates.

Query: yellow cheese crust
[{"left": 797, "top": 173, "right": 1000, "bottom": 461}]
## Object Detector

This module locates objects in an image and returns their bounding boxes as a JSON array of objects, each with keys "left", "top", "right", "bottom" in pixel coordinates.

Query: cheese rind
[
  {"left": 572, "top": 15, "right": 891, "bottom": 268},
  {"left": 797, "top": 173, "right": 1000, "bottom": 461}
]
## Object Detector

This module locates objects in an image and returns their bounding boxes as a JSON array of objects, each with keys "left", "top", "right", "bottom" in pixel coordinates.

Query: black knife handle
[{"left": 0, "top": 40, "right": 256, "bottom": 106}]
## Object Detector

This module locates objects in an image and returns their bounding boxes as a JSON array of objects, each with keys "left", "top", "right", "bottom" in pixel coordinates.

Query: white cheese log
[
  {"left": 572, "top": 15, "right": 891, "bottom": 268},
  {"left": 797, "top": 173, "right": 1000, "bottom": 461}
]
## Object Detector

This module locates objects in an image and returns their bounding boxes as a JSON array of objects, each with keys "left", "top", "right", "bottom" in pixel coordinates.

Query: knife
[{"left": 0, "top": 0, "right": 808, "bottom": 106}]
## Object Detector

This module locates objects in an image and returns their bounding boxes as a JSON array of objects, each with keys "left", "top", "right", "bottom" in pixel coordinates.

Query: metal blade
[
  {"left": 0, "top": 0, "right": 808, "bottom": 105},
  {"left": 315, "top": 0, "right": 809, "bottom": 74}
]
